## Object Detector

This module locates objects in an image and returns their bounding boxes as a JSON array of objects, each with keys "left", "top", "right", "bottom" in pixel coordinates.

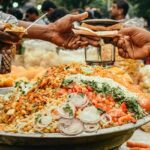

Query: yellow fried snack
[{"left": 4, "top": 23, "right": 25, "bottom": 33}]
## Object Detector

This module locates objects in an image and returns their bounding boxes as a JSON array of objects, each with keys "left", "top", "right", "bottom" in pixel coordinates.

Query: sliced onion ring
[
  {"left": 68, "top": 93, "right": 88, "bottom": 108},
  {"left": 58, "top": 118, "right": 84, "bottom": 135},
  {"left": 84, "top": 123, "right": 100, "bottom": 132},
  {"left": 34, "top": 114, "right": 52, "bottom": 131},
  {"left": 80, "top": 98, "right": 89, "bottom": 108},
  {"left": 100, "top": 114, "right": 112, "bottom": 126},
  {"left": 79, "top": 106, "right": 100, "bottom": 124},
  {"left": 57, "top": 102, "right": 76, "bottom": 119}
]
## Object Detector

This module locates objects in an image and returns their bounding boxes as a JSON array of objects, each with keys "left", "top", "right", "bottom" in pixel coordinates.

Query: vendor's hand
[
  {"left": 0, "top": 24, "right": 20, "bottom": 44},
  {"left": 0, "top": 30, "right": 21, "bottom": 43},
  {"left": 47, "top": 12, "right": 100, "bottom": 49},
  {"left": 113, "top": 27, "right": 150, "bottom": 59}
]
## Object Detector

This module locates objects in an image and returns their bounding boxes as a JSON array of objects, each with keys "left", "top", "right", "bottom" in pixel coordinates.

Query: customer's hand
[
  {"left": 47, "top": 12, "right": 100, "bottom": 49},
  {"left": 0, "top": 23, "right": 20, "bottom": 44},
  {"left": 114, "top": 27, "right": 150, "bottom": 59}
]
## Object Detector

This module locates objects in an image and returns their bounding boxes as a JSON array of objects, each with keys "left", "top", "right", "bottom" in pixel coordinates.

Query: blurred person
[
  {"left": 86, "top": 10, "right": 95, "bottom": 19},
  {"left": 41, "top": 0, "right": 57, "bottom": 14},
  {"left": 114, "top": 27, "right": 150, "bottom": 59},
  {"left": 7, "top": 8, "right": 23, "bottom": 20},
  {"left": 23, "top": 2, "right": 35, "bottom": 12},
  {"left": 71, "top": 8, "right": 84, "bottom": 15},
  {"left": 109, "top": 0, "right": 129, "bottom": 20},
  {"left": 91, "top": 7, "right": 97, "bottom": 11},
  {"left": 26, "top": 7, "right": 45, "bottom": 24},
  {"left": 48, "top": 8, "right": 69, "bottom": 22},
  {"left": 86, "top": 10, "right": 102, "bottom": 19},
  {"left": 93, "top": 10, "right": 102, "bottom": 19},
  {"left": 41, "top": 0, "right": 57, "bottom": 24},
  {"left": 85, "top": 7, "right": 91, "bottom": 12}
]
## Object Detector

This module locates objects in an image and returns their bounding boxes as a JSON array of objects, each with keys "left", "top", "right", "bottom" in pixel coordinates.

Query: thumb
[{"left": 70, "top": 12, "right": 88, "bottom": 22}]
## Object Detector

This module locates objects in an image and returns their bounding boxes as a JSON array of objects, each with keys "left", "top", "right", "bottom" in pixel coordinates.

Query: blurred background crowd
[{"left": 0, "top": 0, "right": 149, "bottom": 28}]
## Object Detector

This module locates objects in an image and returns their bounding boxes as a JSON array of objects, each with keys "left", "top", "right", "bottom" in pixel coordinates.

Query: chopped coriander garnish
[
  {"left": 62, "top": 79, "right": 73, "bottom": 86},
  {"left": 63, "top": 103, "right": 73, "bottom": 116},
  {"left": 65, "top": 66, "right": 70, "bottom": 70},
  {"left": 35, "top": 114, "right": 42, "bottom": 124},
  {"left": 97, "top": 108, "right": 106, "bottom": 114},
  {"left": 79, "top": 93, "right": 84, "bottom": 98}
]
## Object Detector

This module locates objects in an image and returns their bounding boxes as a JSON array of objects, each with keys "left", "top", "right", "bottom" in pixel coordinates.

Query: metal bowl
[{"left": 0, "top": 115, "right": 150, "bottom": 149}]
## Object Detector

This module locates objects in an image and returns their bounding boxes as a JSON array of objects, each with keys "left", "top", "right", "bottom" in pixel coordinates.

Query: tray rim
[{"left": 0, "top": 115, "right": 149, "bottom": 139}]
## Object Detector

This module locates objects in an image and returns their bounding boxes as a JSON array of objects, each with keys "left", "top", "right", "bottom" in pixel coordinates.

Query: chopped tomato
[
  {"left": 73, "top": 84, "right": 82, "bottom": 92},
  {"left": 86, "top": 92, "right": 93, "bottom": 100},
  {"left": 108, "top": 108, "right": 126, "bottom": 118},
  {"left": 120, "top": 102, "right": 127, "bottom": 112},
  {"left": 107, "top": 96, "right": 115, "bottom": 102},
  {"left": 81, "top": 88, "right": 88, "bottom": 93},
  {"left": 92, "top": 100, "right": 97, "bottom": 105},
  {"left": 68, "top": 89, "right": 72, "bottom": 93},
  {"left": 55, "top": 89, "right": 66, "bottom": 97},
  {"left": 87, "top": 86, "right": 93, "bottom": 92},
  {"left": 118, "top": 114, "right": 135, "bottom": 125},
  {"left": 94, "top": 103, "right": 110, "bottom": 112}
]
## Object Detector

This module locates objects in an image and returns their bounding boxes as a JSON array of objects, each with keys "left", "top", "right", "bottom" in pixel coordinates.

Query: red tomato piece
[{"left": 121, "top": 102, "right": 127, "bottom": 112}]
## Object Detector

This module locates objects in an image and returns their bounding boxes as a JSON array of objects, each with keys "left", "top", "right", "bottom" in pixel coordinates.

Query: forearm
[{"left": 18, "top": 21, "right": 55, "bottom": 42}]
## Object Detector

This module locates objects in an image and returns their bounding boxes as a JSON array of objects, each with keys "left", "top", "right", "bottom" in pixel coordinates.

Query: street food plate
[
  {"left": 73, "top": 26, "right": 118, "bottom": 37},
  {"left": 0, "top": 115, "right": 149, "bottom": 148},
  {"left": 82, "top": 19, "right": 120, "bottom": 26}
]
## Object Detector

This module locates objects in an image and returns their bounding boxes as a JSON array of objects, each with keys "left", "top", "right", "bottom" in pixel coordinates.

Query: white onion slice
[
  {"left": 58, "top": 118, "right": 84, "bottom": 135},
  {"left": 80, "top": 98, "right": 89, "bottom": 108},
  {"left": 68, "top": 93, "right": 88, "bottom": 108},
  {"left": 84, "top": 123, "right": 100, "bottom": 132},
  {"left": 79, "top": 106, "right": 100, "bottom": 124},
  {"left": 100, "top": 114, "right": 112, "bottom": 126},
  {"left": 57, "top": 102, "right": 76, "bottom": 119},
  {"left": 35, "top": 114, "right": 52, "bottom": 129}
]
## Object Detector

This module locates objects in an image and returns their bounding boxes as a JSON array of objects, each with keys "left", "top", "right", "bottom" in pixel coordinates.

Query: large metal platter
[
  {"left": 82, "top": 19, "right": 120, "bottom": 26},
  {"left": 0, "top": 115, "right": 149, "bottom": 149}
]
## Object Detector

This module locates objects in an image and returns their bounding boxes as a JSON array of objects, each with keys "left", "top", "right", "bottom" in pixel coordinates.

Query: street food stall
[{"left": 0, "top": 18, "right": 149, "bottom": 150}]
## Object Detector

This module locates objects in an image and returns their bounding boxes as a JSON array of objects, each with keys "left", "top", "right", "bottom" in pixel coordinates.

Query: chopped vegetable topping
[{"left": 63, "top": 103, "right": 73, "bottom": 117}]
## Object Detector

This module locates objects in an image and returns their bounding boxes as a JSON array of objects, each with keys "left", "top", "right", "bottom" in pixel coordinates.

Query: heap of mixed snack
[{"left": 0, "top": 63, "right": 149, "bottom": 135}]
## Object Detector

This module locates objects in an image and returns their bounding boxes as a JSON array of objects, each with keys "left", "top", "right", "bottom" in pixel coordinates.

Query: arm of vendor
[{"left": 0, "top": 11, "right": 100, "bottom": 49}]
